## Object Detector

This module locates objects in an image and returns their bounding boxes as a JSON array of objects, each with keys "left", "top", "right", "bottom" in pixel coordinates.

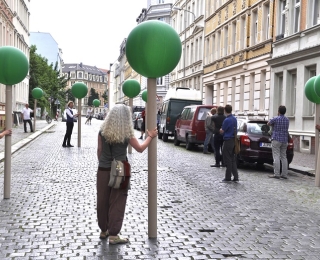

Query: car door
[{"left": 176, "top": 107, "right": 190, "bottom": 141}]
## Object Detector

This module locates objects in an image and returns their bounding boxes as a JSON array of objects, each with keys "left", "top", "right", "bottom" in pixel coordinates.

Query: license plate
[{"left": 260, "top": 142, "right": 271, "bottom": 148}]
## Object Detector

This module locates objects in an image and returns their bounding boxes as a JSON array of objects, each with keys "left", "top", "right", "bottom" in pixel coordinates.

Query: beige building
[
  {"left": 170, "top": 0, "right": 205, "bottom": 98},
  {"left": 62, "top": 63, "right": 108, "bottom": 115},
  {"left": 0, "top": 0, "right": 30, "bottom": 125},
  {"left": 203, "top": 0, "right": 273, "bottom": 118},
  {"left": 268, "top": 0, "right": 320, "bottom": 154}
]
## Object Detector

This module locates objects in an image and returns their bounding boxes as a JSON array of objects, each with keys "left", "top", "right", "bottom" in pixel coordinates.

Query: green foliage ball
[
  {"left": 126, "top": 20, "right": 182, "bottom": 78},
  {"left": 0, "top": 46, "right": 29, "bottom": 85},
  {"left": 142, "top": 90, "right": 148, "bottom": 103},
  {"left": 122, "top": 79, "right": 141, "bottom": 98},
  {"left": 305, "top": 76, "right": 320, "bottom": 104},
  {"left": 93, "top": 99, "right": 100, "bottom": 107},
  {"left": 31, "top": 87, "right": 43, "bottom": 99},
  {"left": 71, "top": 82, "right": 88, "bottom": 99}
]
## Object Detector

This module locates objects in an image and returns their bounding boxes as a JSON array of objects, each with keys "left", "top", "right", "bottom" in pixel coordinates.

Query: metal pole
[
  {"left": 147, "top": 78, "right": 157, "bottom": 238},
  {"left": 4, "top": 85, "right": 12, "bottom": 199},
  {"left": 78, "top": 99, "right": 82, "bottom": 147},
  {"left": 183, "top": 10, "right": 186, "bottom": 88},
  {"left": 315, "top": 104, "right": 320, "bottom": 187},
  {"left": 34, "top": 99, "right": 37, "bottom": 132},
  {"left": 128, "top": 98, "right": 133, "bottom": 154}
]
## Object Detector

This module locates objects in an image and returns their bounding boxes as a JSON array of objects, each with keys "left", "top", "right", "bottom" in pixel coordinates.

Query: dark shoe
[
  {"left": 222, "top": 178, "right": 232, "bottom": 182},
  {"left": 268, "top": 175, "right": 280, "bottom": 179},
  {"left": 280, "top": 176, "right": 288, "bottom": 179},
  {"left": 203, "top": 151, "right": 211, "bottom": 154},
  {"left": 62, "top": 144, "right": 67, "bottom": 148},
  {"left": 67, "top": 144, "right": 74, "bottom": 147},
  {"left": 210, "top": 164, "right": 220, "bottom": 167},
  {"left": 232, "top": 179, "right": 239, "bottom": 182},
  {"left": 139, "top": 136, "right": 143, "bottom": 139}
]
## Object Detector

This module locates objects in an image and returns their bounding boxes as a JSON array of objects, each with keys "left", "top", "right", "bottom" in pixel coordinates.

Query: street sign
[{"left": 54, "top": 99, "right": 60, "bottom": 105}]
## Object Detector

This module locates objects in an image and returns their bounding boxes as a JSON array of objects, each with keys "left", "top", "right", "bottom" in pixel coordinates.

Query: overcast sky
[{"left": 29, "top": 0, "right": 147, "bottom": 69}]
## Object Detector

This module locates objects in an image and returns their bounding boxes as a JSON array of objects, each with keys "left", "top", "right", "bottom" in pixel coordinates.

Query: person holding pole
[
  {"left": 0, "top": 128, "right": 12, "bottom": 139},
  {"left": 96, "top": 104, "right": 157, "bottom": 244},
  {"left": 62, "top": 101, "right": 80, "bottom": 147}
]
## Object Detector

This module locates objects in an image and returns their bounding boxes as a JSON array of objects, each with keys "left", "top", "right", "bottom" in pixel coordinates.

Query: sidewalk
[{"left": 0, "top": 119, "right": 316, "bottom": 175}]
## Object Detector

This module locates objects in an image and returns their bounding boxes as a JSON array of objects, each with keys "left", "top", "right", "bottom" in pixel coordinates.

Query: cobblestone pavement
[{"left": 0, "top": 118, "right": 320, "bottom": 259}]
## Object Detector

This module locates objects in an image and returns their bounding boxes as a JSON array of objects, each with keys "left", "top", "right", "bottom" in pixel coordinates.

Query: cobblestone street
[{"left": 0, "top": 118, "right": 320, "bottom": 259}]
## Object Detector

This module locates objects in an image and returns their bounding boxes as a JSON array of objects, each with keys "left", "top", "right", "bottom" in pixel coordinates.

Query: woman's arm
[
  {"left": 97, "top": 133, "right": 102, "bottom": 160},
  {"left": 129, "top": 127, "right": 158, "bottom": 153}
]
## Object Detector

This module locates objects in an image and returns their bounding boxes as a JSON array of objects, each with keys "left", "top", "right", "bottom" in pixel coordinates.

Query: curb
[
  {"left": 0, "top": 122, "right": 57, "bottom": 163},
  {"left": 265, "top": 163, "right": 315, "bottom": 177}
]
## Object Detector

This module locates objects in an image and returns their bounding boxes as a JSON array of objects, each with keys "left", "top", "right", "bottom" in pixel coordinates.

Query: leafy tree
[
  {"left": 87, "top": 88, "right": 100, "bottom": 106},
  {"left": 29, "top": 45, "right": 69, "bottom": 116},
  {"left": 102, "top": 91, "right": 108, "bottom": 105}
]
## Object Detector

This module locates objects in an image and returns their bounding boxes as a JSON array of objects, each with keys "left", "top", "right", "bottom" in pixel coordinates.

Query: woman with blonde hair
[{"left": 97, "top": 104, "right": 157, "bottom": 245}]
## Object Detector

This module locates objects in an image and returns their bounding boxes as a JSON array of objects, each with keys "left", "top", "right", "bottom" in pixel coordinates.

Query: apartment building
[
  {"left": 0, "top": 0, "right": 30, "bottom": 121},
  {"left": 62, "top": 63, "right": 108, "bottom": 115},
  {"left": 268, "top": 0, "right": 320, "bottom": 154},
  {"left": 203, "top": 0, "right": 273, "bottom": 118},
  {"left": 170, "top": 0, "right": 205, "bottom": 98}
]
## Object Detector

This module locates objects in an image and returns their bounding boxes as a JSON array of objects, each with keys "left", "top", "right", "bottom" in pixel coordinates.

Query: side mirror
[{"left": 177, "top": 113, "right": 181, "bottom": 119}]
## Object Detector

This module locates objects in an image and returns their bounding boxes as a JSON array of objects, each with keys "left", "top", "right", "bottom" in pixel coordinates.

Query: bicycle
[{"left": 46, "top": 114, "right": 52, "bottom": 124}]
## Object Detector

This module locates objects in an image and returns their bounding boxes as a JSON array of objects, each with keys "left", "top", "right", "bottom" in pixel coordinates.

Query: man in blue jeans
[{"left": 267, "top": 105, "right": 289, "bottom": 179}]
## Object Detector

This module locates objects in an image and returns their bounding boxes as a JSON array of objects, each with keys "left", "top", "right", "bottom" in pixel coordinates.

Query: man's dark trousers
[
  {"left": 213, "top": 133, "right": 224, "bottom": 165},
  {"left": 222, "top": 138, "right": 238, "bottom": 180},
  {"left": 63, "top": 122, "right": 74, "bottom": 146},
  {"left": 23, "top": 119, "right": 33, "bottom": 132}
]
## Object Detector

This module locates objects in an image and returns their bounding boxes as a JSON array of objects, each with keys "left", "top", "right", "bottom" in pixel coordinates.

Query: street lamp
[{"left": 172, "top": 6, "right": 196, "bottom": 88}]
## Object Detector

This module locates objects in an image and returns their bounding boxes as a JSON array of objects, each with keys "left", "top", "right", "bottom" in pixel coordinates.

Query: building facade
[
  {"left": 0, "top": 0, "right": 30, "bottom": 126},
  {"left": 268, "top": 0, "right": 320, "bottom": 154},
  {"left": 170, "top": 0, "right": 205, "bottom": 100},
  {"left": 203, "top": 0, "right": 273, "bottom": 118},
  {"left": 62, "top": 63, "right": 108, "bottom": 115}
]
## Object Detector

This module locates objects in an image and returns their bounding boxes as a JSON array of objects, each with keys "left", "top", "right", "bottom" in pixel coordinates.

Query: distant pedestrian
[
  {"left": 85, "top": 106, "right": 94, "bottom": 125},
  {"left": 62, "top": 101, "right": 80, "bottom": 148},
  {"left": 211, "top": 106, "right": 226, "bottom": 167},
  {"left": 96, "top": 104, "right": 158, "bottom": 244},
  {"left": 220, "top": 104, "right": 239, "bottom": 182},
  {"left": 203, "top": 107, "right": 216, "bottom": 154},
  {"left": 0, "top": 128, "right": 12, "bottom": 139},
  {"left": 22, "top": 104, "right": 33, "bottom": 133},
  {"left": 139, "top": 110, "right": 146, "bottom": 139},
  {"left": 268, "top": 105, "right": 289, "bottom": 179},
  {"left": 157, "top": 110, "right": 161, "bottom": 130}
]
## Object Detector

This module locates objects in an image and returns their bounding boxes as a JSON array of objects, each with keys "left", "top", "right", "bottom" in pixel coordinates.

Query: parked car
[
  {"left": 174, "top": 105, "right": 216, "bottom": 150},
  {"left": 132, "top": 112, "right": 142, "bottom": 129},
  {"left": 96, "top": 112, "right": 105, "bottom": 120},
  {"left": 62, "top": 109, "right": 78, "bottom": 122},
  {"left": 158, "top": 88, "right": 202, "bottom": 142},
  {"left": 236, "top": 118, "right": 294, "bottom": 166}
]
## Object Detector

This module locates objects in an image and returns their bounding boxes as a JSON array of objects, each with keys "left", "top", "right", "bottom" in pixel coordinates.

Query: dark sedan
[{"left": 236, "top": 118, "right": 294, "bottom": 166}]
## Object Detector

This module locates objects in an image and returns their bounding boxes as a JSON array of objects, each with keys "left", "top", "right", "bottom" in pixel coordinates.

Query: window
[
  {"left": 206, "top": 38, "right": 210, "bottom": 64},
  {"left": 158, "top": 0, "right": 164, "bottom": 3},
  {"left": 287, "top": 70, "right": 297, "bottom": 116},
  {"left": 191, "top": 42, "right": 194, "bottom": 65},
  {"left": 224, "top": 26, "right": 228, "bottom": 56},
  {"left": 307, "top": 0, "right": 319, "bottom": 28},
  {"left": 240, "top": 16, "right": 246, "bottom": 49},
  {"left": 84, "top": 73, "right": 88, "bottom": 79},
  {"left": 89, "top": 74, "right": 92, "bottom": 80},
  {"left": 275, "top": 73, "right": 284, "bottom": 110},
  {"left": 262, "top": 3, "right": 270, "bottom": 41},
  {"left": 157, "top": 77, "right": 164, "bottom": 85},
  {"left": 304, "top": 66, "right": 316, "bottom": 116},
  {"left": 195, "top": 38, "right": 199, "bottom": 62},
  {"left": 187, "top": 107, "right": 196, "bottom": 120},
  {"left": 231, "top": 21, "right": 236, "bottom": 53},
  {"left": 70, "top": 72, "right": 76, "bottom": 79},
  {"left": 78, "top": 72, "right": 83, "bottom": 79},
  {"left": 217, "top": 30, "right": 221, "bottom": 59},
  {"left": 279, "top": 0, "right": 286, "bottom": 35},
  {"left": 293, "top": 0, "right": 300, "bottom": 33},
  {"left": 251, "top": 9, "right": 258, "bottom": 45},
  {"left": 181, "top": 108, "right": 190, "bottom": 119}
]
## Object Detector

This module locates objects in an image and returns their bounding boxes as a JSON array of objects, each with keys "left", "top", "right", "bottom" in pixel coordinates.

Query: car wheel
[
  {"left": 256, "top": 162, "right": 265, "bottom": 169},
  {"left": 158, "top": 130, "right": 163, "bottom": 139},
  {"left": 162, "top": 133, "right": 169, "bottom": 142},
  {"left": 185, "top": 135, "right": 193, "bottom": 150},
  {"left": 174, "top": 132, "right": 180, "bottom": 146}
]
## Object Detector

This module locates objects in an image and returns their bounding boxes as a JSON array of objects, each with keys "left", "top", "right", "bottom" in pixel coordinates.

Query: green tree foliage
[
  {"left": 29, "top": 45, "right": 69, "bottom": 116},
  {"left": 87, "top": 88, "right": 100, "bottom": 106},
  {"left": 102, "top": 91, "right": 108, "bottom": 105}
]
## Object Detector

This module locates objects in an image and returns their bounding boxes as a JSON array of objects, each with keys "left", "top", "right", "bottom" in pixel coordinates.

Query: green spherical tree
[
  {"left": 142, "top": 90, "right": 148, "bottom": 102},
  {"left": 93, "top": 99, "right": 100, "bottom": 107},
  {"left": 122, "top": 79, "right": 141, "bottom": 98},
  {"left": 71, "top": 82, "right": 88, "bottom": 99},
  {"left": 31, "top": 87, "right": 44, "bottom": 99},
  {"left": 305, "top": 76, "right": 320, "bottom": 104}
]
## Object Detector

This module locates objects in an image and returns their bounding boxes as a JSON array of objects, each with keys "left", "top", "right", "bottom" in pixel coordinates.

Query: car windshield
[
  {"left": 197, "top": 108, "right": 211, "bottom": 120},
  {"left": 247, "top": 122, "right": 270, "bottom": 136}
]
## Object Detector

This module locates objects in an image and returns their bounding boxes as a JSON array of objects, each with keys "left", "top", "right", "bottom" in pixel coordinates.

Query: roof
[
  {"left": 164, "top": 88, "right": 201, "bottom": 101},
  {"left": 62, "top": 63, "right": 107, "bottom": 75}
]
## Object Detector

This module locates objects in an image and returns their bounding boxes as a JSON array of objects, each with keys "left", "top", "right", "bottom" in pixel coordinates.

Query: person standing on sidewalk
[
  {"left": 97, "top": 104, "right": 158, "bottom": 244},
  {"left": 85, "top": 106, "right": 94, "bottom": 125},
  {"left": 22, "top": 104, "right": 33, "bottom": 133},
  {"left": 268, "top": 105, "right": 289, "bottom": 179},
  {"left": 139, "top": 110, "right": 146, "bottom": 139},
  {"left": 203, "top": 107, "right": 216, "bottom": 154},
  {"left": 0, "top": 128, "right": 12, "bottom": 139},
  {"left": 62, "top": 101, "right": 79, "bottom": 148},
  {"left": 220, "top": 104, "right": 239, "bottom": 182},
  {"left": 211, "top": 106, "right": 226, "bottom": 167}
]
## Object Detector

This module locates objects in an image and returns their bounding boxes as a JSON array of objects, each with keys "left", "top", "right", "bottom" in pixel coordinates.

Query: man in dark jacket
[
  {"left": 211, "top": 106, "right": 226, "bottom": 167},
  {"left": 203, "top": 107, "right": 216, "bottom": 154}
]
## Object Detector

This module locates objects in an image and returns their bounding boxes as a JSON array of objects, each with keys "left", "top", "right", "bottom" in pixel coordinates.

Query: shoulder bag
[{"left": 108, "top": 144, "right": 131, "bottom": 189}]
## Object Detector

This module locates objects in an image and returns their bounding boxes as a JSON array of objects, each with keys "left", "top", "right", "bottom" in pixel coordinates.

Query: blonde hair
[{"left": 100, "top": 104, "right": 135, "bottom": 143}]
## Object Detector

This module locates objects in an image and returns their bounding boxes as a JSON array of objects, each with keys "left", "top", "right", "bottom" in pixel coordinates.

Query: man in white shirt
[{"left": 22, "top": 104, "right": 33, "bottom": 133}]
